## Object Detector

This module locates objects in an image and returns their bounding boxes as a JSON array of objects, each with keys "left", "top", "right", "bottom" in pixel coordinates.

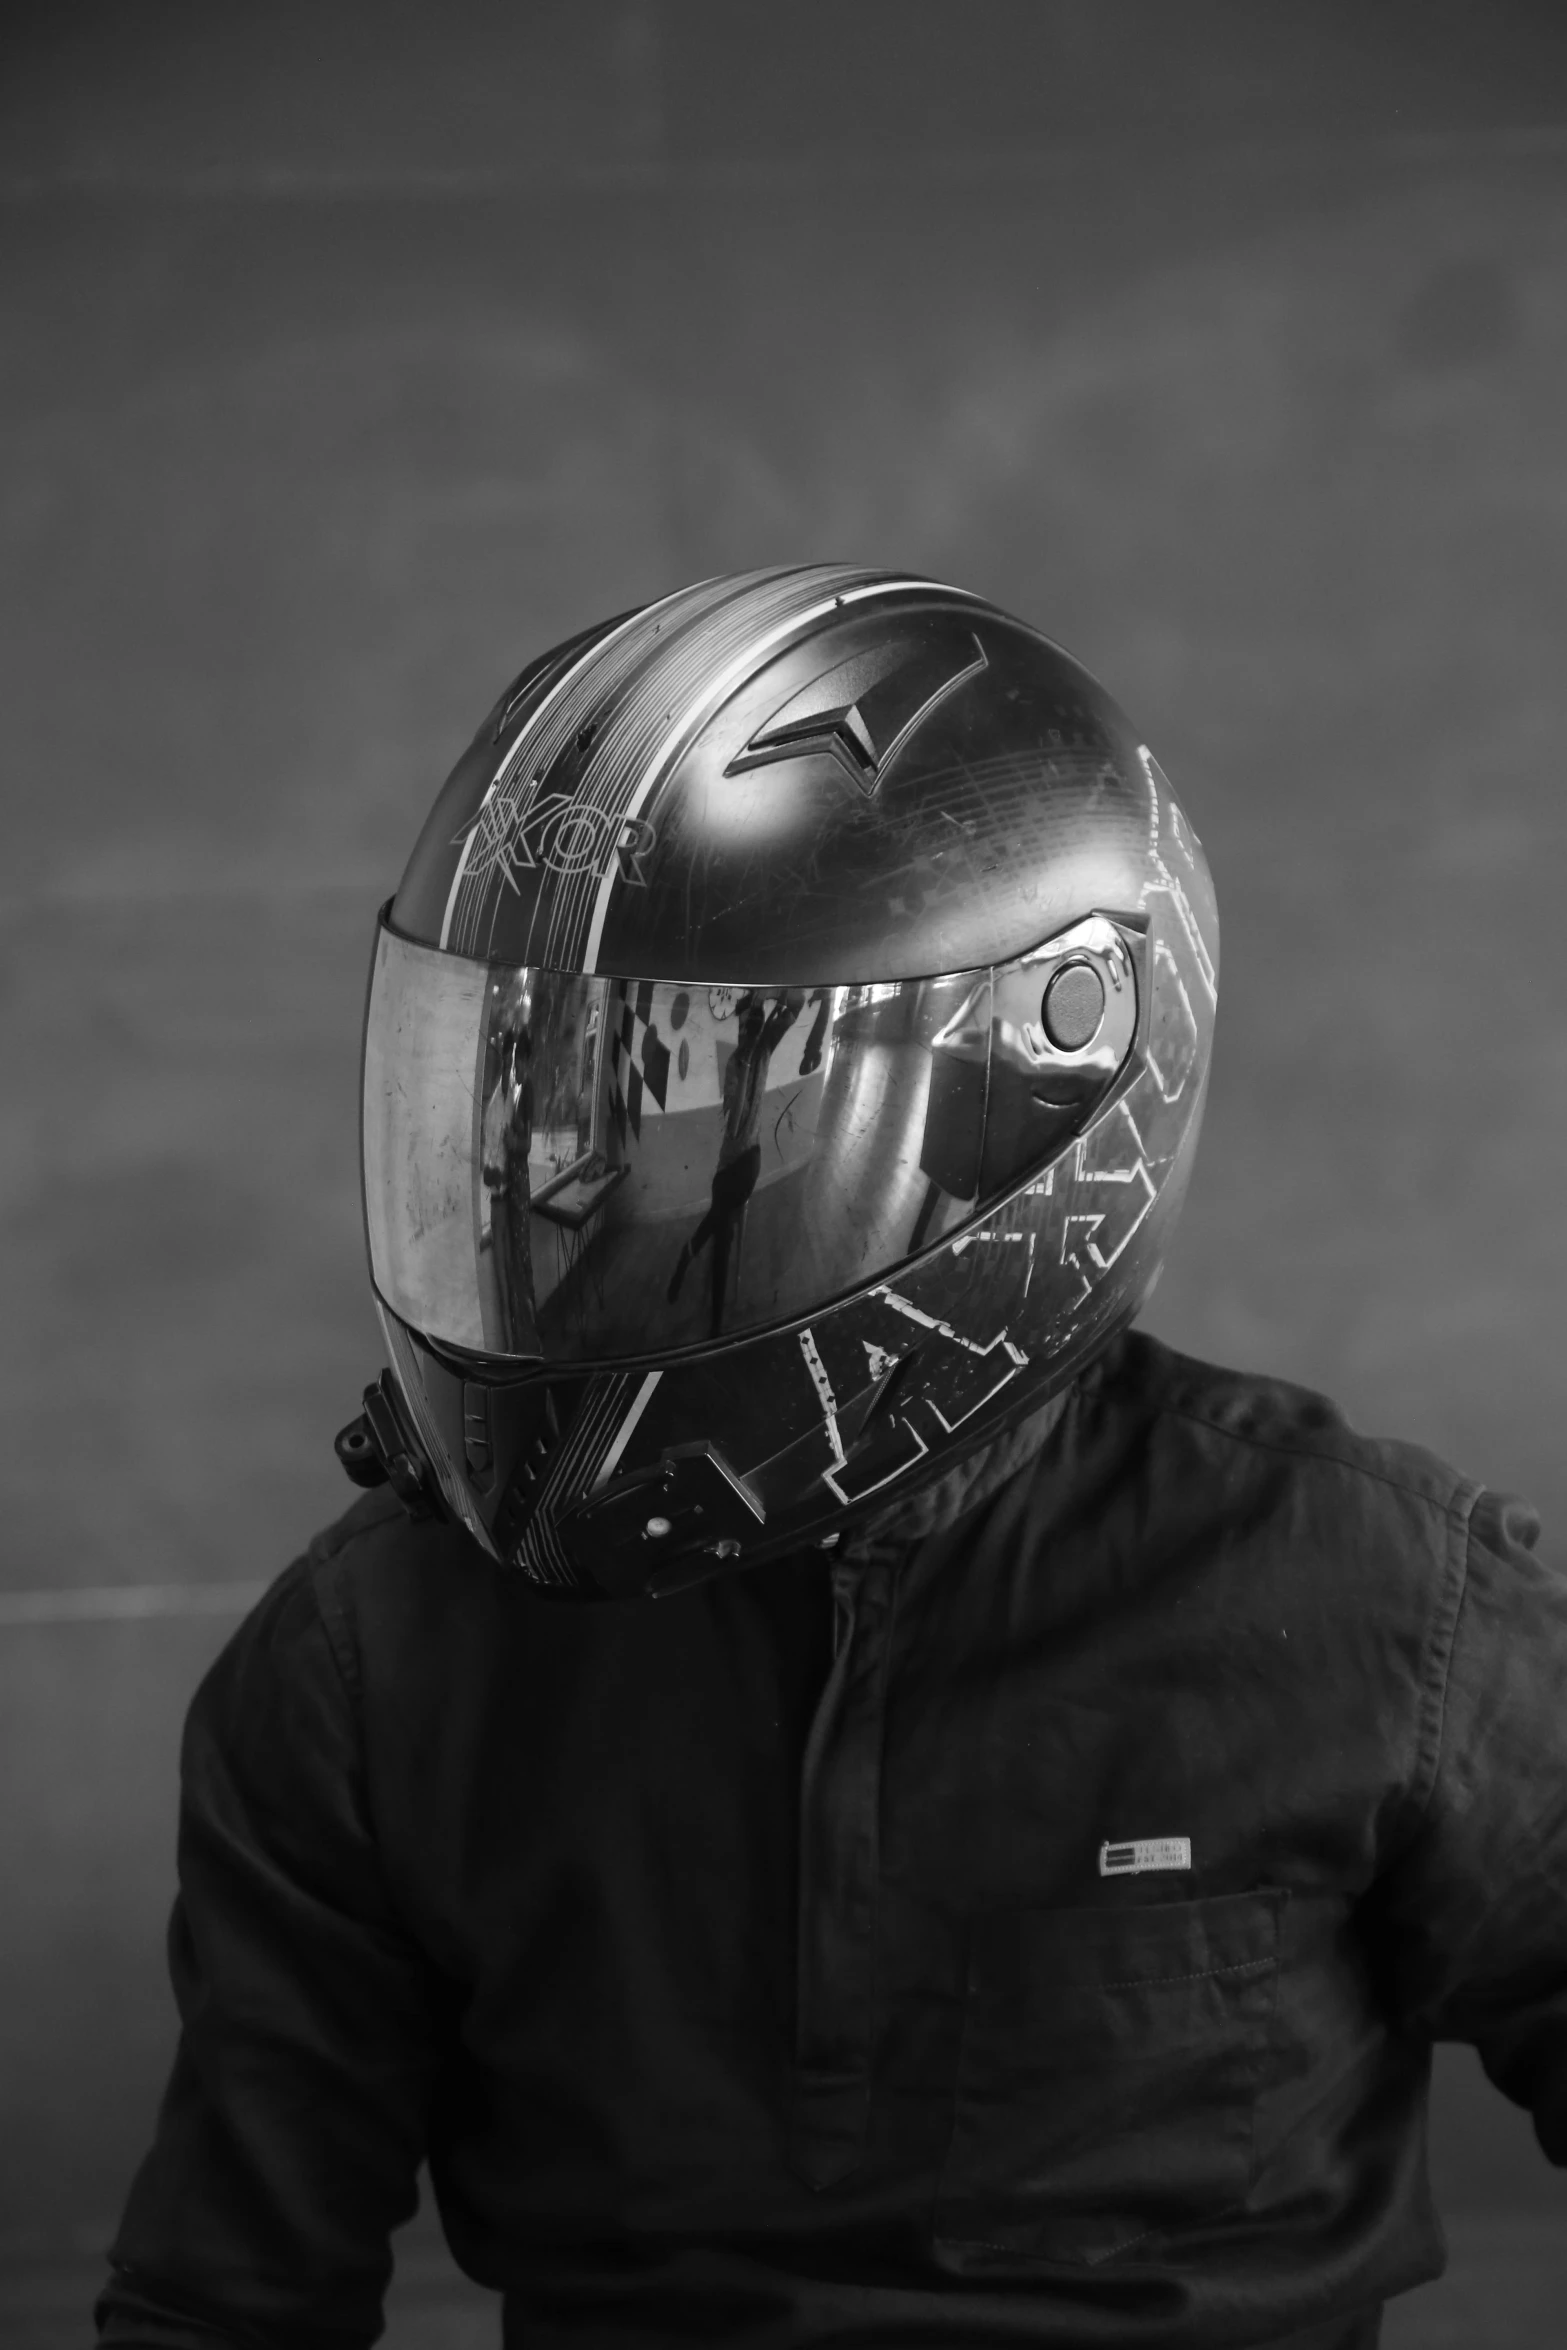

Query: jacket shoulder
[
  {"left": 1095, "top": 1329, "right": 1475, "bottom": 1519},
  {"left": 306, "top": 1483, "right": 439, "bottom": 1569},
  {"left": 299, "top": 1485, "right": 500, "bottom": 1680},
  {"left": 306, "top": 1482, "right": 508, "bottom": 1577}
]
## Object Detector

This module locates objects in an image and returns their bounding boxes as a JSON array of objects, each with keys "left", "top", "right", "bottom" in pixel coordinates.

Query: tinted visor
[{"left": 363, "top": 911, "right": 1138, "bottom": 1365}]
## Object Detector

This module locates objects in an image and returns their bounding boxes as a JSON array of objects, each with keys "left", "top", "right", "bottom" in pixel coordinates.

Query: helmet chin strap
[{"left": 334, "top": 1373, "right": 442, "bottom": 1520}]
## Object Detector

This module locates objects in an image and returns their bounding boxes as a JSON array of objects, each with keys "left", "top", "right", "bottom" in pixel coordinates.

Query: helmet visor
[{"left": 362, "top": 911, "right": 1137, "bottom": 1365}]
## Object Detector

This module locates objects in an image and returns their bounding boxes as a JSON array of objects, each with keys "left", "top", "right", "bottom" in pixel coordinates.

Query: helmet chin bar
[
  {"left": 332, "top": 1336, "right": 979, "bottom": 1598},
  {"left": 336, "top": 1232, "right": 1155, "bottom": 1604},
  {"left": 551, "top": 1341, "right": 941, "bottom": 1599}
]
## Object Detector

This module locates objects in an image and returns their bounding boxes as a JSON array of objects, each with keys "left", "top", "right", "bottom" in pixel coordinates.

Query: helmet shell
[{"left": 366, "top": 566, "right": 1219, "bottom": 1597}]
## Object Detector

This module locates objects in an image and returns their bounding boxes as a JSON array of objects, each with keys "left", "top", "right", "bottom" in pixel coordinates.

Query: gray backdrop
[{"left": 2, "top": 0, "right": 1564, "bottom": 2328}]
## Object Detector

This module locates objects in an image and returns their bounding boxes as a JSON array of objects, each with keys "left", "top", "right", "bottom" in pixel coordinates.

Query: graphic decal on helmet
[
  {"left": 1058, "top": 1101, "right": 1159, "bottom": 1304},
  {"left": 439, "top": 579, "right": 700, "bottom": 952},
  {"left": 454, "top": 787, "right": 659, "bottom": 900},
  {"left": 1148, "top": 937, "right": 1200, "bottom": 1103},
  {"left": 499, "top": 1368, "right": 654, "bottom": 1591},
  {"left": 1139, "top": 745, "right": 1217, "bottom": 1005},
  {"left": 797, "top": 1328, "right": 849, "bottom": 1472}
]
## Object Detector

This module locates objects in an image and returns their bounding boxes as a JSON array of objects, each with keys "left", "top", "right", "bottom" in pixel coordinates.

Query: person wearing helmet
[{"left": 98, "top": 568, "right": 1566, "bottom": 2350}]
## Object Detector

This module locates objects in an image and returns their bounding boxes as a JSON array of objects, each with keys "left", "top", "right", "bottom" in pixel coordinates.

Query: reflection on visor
[{"left": 362, "top": 912, "right": 1140, "bottom": 1365}]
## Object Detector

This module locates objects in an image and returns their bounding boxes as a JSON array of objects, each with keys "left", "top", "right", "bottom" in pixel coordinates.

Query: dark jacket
[{"left": 98, "top": 1332, "right": 1566, "bottom": 2349}]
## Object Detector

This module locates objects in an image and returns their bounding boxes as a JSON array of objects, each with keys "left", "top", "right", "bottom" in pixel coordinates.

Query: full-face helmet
[{"left": 340, "top": 565, "right": 1218, "bottom": 1597}]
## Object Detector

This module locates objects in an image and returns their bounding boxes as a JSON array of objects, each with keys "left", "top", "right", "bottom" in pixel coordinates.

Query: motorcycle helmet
[{"left": 338, "top": 563, "right": 1218, "bottom": 1599}]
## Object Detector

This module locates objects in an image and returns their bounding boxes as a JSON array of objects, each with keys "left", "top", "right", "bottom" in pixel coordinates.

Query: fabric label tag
[{"left": 1098, "top": 1835, "right": 1192, "bottom": 1877}]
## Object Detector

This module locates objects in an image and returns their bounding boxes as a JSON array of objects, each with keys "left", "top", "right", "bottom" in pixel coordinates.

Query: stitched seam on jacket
[
  {"left": 1096, "top": 1956, "right": 1274, "bottom": 1993},
  {"left": 306, "top": 1542, "right": 365, "bottom": 1713},
  {"left": 1407, "top": 1478, "right": 1483, "bottom": 1828},
  {"left": 1158, "top": 1401, "right": 1466, "bottom": 1514},
  {"left": 302, "top": 1493, "right": 406, "bottom": 1711}
]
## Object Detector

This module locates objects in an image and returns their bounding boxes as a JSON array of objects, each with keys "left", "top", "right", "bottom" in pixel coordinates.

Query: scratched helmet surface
[{"left": 349, "top": 563, "right": 1219, "bottom": 1598}]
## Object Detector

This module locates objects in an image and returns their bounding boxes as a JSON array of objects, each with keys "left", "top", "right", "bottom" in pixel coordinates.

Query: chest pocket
[{"left": 934, "top": 1889, "right": 1284, "bottom": 2271}]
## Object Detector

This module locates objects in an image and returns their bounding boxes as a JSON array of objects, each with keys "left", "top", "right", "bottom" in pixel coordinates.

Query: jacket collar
[{"left": 841, "top": 1386, "right": 1072, "bottom": 1558}]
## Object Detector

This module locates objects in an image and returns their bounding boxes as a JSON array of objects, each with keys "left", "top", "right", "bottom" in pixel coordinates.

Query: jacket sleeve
[
  {"left": 96, "top": 1551, "right": 442, "bottom": 2347},
  {"left": 1372, "top": 1486, "right": 1567, "bottom": 2162}
]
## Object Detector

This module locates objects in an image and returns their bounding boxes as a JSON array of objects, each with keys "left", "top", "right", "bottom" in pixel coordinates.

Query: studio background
[{"left": 2, "top": 5, "right": 1564, "bottom": 2344}]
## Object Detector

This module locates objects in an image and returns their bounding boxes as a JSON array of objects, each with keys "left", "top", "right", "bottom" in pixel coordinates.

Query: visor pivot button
[{"left": 1042, "top": 961, "right": 1105, "bottom": 1052}]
